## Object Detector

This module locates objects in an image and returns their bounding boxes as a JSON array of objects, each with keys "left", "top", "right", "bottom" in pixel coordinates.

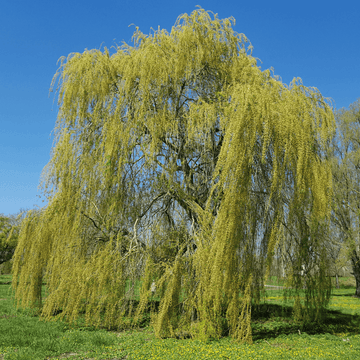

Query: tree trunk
[
  {"left": 351, "top": 251, "right": 360, "bottom": 297},
  {"left": 335, "top": 273, "right": 340, "bottom": 289}
]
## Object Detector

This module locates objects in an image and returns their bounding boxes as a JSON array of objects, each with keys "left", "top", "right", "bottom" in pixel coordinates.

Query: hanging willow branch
[{"left": 10, "top": 6, "right": 336, "bottom": 344}]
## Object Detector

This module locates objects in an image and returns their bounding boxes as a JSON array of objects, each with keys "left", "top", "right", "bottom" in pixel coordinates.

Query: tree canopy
[{"left": 10, "top": 7, "right": 336, "bottom": 344}]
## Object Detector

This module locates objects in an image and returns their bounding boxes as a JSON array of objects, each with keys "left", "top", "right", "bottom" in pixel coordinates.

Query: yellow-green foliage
[{"left": 9, "top": 7, "right": 336, "bottom": 344}]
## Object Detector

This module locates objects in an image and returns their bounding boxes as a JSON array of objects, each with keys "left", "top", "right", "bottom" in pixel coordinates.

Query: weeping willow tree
[{"left": 10, "top": 7, "right": 336, "bottom": 344}]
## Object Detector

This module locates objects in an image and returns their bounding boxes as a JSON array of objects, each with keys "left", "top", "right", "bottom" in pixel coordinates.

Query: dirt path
[{"left": 264, "top": 285, "right": 287, "bottom": 290}]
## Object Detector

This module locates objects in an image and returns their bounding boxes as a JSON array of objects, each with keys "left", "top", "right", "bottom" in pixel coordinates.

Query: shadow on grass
[
  {"left": 2, "top": 277, "right": 360, "bottom": 344},
  {"left": 250, "top": 302, "right": 360, "bottom": 342},
  {"left": 39, "top": 299, "right": 360, "bottom": 343}
]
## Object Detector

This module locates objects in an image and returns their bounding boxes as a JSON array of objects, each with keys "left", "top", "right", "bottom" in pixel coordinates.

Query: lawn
[{"left": 1, "top": 274, "right": 360, "bottom": 359}]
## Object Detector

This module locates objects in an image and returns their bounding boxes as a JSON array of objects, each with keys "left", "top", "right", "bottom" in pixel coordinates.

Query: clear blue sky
[{"left": 1, "top": 0, "right": 359, "bottom": 218}]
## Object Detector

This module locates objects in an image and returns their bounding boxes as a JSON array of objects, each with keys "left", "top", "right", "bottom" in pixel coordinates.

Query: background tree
[
  {"left": 10, "top": 7, "right": 336, "bottom": 343},
  {"left": 326, "top": 98, "right": 360, "bottom": 296},
  {"left": 325, "top": 220, "right": 350, "bottom": 288},
  {"left": 0, "top": 214, "right": 16, "bottom": 267},
  {"left": 0, "top": 208, "right": 30, "bottom": 270}
]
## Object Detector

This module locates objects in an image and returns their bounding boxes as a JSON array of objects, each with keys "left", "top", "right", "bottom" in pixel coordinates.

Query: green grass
[{"left": 1, "top": 274, "right": 360, "bottom": 359}]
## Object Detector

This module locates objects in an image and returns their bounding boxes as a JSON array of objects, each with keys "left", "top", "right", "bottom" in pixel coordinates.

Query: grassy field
[{"left": 1, "top": 274, "right": 360, "bottom": 359}]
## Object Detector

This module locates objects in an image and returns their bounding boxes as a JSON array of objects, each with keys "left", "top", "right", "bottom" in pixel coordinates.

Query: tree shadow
[
  {"left": 251, "top": 303, "right": 360, "bottom": 341},
  {"left": 3, "top": 279, "right": 360, "bottom": 343}
]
